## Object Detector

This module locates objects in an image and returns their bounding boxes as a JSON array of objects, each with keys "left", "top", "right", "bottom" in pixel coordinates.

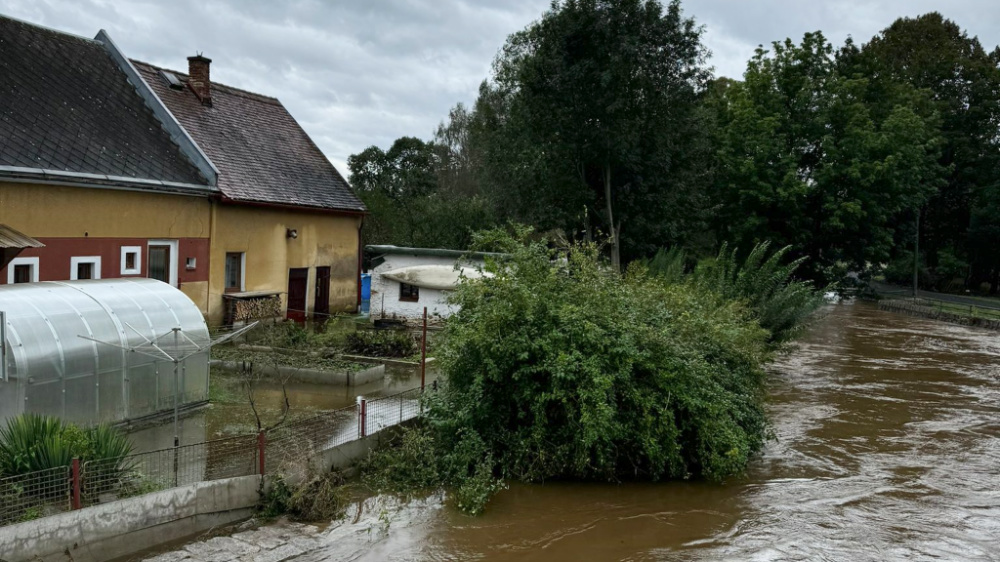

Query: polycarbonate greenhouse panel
[{"left": 0, "top": 278, "right": 210, "bottom": 425}]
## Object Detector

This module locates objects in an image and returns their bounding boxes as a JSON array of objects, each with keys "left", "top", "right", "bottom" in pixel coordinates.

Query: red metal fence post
[
  {"left": 257, "top": 431, "right": 266, "bottom": 476},
  {"left": 360, "top": 399, "right": 367, "bottom": 438},
  {"left": 420, "top": 306, "right": 428, "bottom": 391},
  {"left": 71, "top": 458, "right": 81, "bottom": 510}
]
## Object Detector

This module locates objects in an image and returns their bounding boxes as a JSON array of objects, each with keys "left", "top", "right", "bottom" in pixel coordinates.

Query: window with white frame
[
  {"left": 7, "top": 256, "right": 39, "bottom": 284},
  {"left": 70, "top": 256, "right": 101, "bottom": 280},
  {"left": 121, "top": 246, "right": 142, "bottom": 275},
  {"left": 224, "top": 252, "right": 245, "bottom": 292}
]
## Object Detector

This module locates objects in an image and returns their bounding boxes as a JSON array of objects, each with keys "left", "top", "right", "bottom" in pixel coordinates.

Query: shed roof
[
  {"left": 365, "top": 245, "right": 501, "bottom": 261},
  {"left": 0, "top": 224, "right": 44, "bottom": 249},
  {"left": 0, "top": 15, "right": 211, "bottom": 191},
  {"left": 132, "top": 60, "right": 366, "bottom": 213}
]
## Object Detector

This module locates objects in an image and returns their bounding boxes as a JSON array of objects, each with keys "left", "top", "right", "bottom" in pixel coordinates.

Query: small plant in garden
[
  {"left": 0, "top": 414, "right": 134, "bottom": 477},
  {"left": 258, "top": 475, "right": 294, "bottom": 519},
  {"left": 345, "top": 329, "right": 417, "bottom": 358}
]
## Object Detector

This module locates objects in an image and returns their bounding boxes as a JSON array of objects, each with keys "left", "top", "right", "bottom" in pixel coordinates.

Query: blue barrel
[
  {"left": 361, "top": 273, "right": 371, "bottom": 300},
  {"left": 360, "top": 273, "right": 372, "bottom": 315}
]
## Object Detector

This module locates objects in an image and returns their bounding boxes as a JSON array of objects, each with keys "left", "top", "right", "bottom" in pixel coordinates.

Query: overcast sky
[{"left": 2, "top": 1, "right": 999, "bottom": 175}]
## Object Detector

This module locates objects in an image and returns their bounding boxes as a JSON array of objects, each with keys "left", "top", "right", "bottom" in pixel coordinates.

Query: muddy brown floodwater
[{"left": 283, "top": 302, "right": 1000, "bottom": 562}]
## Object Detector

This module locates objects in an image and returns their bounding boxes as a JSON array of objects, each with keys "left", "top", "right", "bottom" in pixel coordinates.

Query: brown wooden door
[
  {"left": 287, "top": 268, "right": 309, "bottom": 323},
  {"left": 314, "top": 266, "right": 331, "bottom": 319}
]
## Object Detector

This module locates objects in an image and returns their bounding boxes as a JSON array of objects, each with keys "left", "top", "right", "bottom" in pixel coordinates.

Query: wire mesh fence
[
  {"left": 80, "top": 433, "right": 260, "bottom": 507},
  {"left": 362, "top": 387, "right": 424, "bottom": 437},
  {"left": 0, "top": 466, "right": 71, "bottom": 526},
  {"left": 265, "top": 404, "right": 360, "bottom": 480},
  {"left": 0, "top": 386, "right": 431, "bottom": 527}
]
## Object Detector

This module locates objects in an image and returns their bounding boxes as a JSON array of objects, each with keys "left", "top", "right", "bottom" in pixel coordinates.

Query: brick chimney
[{"left": 187, "top": 55, "right": 212, "bottom": 106}]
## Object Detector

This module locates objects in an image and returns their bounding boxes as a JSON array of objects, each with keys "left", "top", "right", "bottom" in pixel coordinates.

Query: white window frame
[
  {"left": 70, "top": 256, "right": 102, "bottom": 281},
  {"left": 225, "top": 252, "right": 246, "bottom": 292},
  {"left": 148, "top": 240, "right": 179, "bottom": 287},
  {"left": 6, "top": 256, "right": 39, "bottom": 284},
  {"left": 120, "top": 246, "right": 142, "bottom": 275}
]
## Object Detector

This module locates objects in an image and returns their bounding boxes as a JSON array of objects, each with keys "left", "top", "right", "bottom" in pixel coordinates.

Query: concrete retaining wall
[
  {"left": 0, "top": 475, "right": 261, "bottom": 562},
  {"left": 210, "top": 360, "right": 385, "bottom": 386},
  {"left": 342, "top": 354, "right": 435, "bottom": 368}
]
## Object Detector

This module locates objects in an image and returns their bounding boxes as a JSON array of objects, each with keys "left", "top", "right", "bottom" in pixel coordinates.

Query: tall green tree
[
  {"left": 348, "top": 133, "right": 496, "bottom": 250},
  {"left": 710, "top": 32, "right": 944, "bottom": 281},
  {"left": 473, "top": 0, "right": 713, "bottom": 268},
  {"left": 852, "top": 13, "right": 1000, "bottom": 291}
]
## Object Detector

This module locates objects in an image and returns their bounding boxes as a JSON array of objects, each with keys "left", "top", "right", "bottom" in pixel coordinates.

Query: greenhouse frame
[{"left": 0, "top": 278, "right": 210, "bottom": 425}]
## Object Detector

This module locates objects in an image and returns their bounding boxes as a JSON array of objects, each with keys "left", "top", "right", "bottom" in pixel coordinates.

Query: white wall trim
[
  {"left": 6, "top": 256, "right": 39, "bottom": 284},
  {"left": 70, "top": 256, "right": 102, "bottom": 280},
  {"left": 120, "top": 246, "right": 142, "bottom": 275},
  {"left": 148, "top": 240, "right": 179, "bottom": 287}
]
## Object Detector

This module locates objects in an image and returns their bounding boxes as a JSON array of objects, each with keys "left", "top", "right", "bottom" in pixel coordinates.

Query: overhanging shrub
[{"left": 399, "top": 232, "right": 800, "bottom": 513}]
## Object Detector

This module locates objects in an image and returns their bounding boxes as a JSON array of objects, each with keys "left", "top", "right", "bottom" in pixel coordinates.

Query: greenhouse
[{"left": 0, "top": 278, "right": 210, "bottom": 425}]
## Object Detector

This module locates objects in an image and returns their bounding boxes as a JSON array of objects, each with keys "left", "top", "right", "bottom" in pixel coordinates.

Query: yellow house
[{"left": 0, "top": 15, "right": 365, "bottom": 326}]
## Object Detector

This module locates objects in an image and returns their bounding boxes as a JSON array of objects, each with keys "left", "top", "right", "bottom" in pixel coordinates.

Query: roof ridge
[
  {"left": 130, "top": 59, "right": 282, "bottom": 105},
  {"left": 0, "top": 13, "right": 100, "bottom": 44}
]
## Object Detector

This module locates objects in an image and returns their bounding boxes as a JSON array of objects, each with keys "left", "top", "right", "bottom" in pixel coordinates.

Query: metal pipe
[
  {"left": 420, "top": 307, "right": 427, "bottom": 390},
  {"left": 173, "top": 328, "right": 180, "bottom": 448},
  {"left": 1, "top": 310, "right": 6, "bottom": 382}
]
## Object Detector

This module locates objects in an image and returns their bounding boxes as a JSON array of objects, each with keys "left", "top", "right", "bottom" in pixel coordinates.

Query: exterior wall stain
[{"left": 208, "top": 203, "right": 361, "bottom": 325}]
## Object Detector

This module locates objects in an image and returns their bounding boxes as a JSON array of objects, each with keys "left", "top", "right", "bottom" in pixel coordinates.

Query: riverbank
[{"left": 878, "top": 297, "right": 1000, "bottom": 330}]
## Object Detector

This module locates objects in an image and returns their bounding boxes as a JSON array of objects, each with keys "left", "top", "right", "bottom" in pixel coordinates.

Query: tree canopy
[
  {"left": 350, "top": 5, "right": 1000, "bottom": 292},
  {"left": 709, "top": 31, "right": 944, "bottom": 280}
]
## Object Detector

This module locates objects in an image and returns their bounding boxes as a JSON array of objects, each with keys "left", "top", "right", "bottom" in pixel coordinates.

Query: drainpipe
[{"left": 356, "top": 217, "right": 364, "bottom": 312}]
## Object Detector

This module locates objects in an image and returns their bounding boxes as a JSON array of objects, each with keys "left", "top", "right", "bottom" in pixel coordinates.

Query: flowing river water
[{"left": 145, "top": 301, "right": 1000, "bottom": 561}]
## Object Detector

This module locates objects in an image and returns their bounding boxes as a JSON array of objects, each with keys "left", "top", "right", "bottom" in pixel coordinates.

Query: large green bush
[{"left": 398, "top": 233, "right": 790, "bottom": 512}]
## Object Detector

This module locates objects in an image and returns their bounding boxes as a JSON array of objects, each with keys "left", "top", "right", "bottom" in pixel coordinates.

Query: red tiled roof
[{"left": 132, "top": 60, "right": 365, "bottom": 213}]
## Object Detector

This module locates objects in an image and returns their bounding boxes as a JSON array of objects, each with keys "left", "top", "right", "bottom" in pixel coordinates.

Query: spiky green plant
[
  {"left": 644, "top": 242, "right": 822, "bottom": 345},
  {"left": 641, "top": 247, "right": 688, "bottom": 284},
  {"left": 0, "top": 414, "right": 67, "bottom": 476},
  {"left": 86, "top": 425, "right": 135, "bottom": 466},
  {"left": 0, "top": 414, "right": 134, "bottom": 477},
  {"left": 695, "top": 242, "right": 822, "bottom": 345}
]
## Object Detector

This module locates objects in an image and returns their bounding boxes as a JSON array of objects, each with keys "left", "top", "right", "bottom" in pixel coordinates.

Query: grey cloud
[{"left": 2, "top": 0, "right": 998, "bottom": 174}]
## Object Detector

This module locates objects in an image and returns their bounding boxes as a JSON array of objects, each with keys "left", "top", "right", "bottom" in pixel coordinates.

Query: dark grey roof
[
  {"left": 0, "top": 15, "right": 210, "bottom": 189},
  {"left": 132, "top": 60, "right": 366, "bottom": 213}
]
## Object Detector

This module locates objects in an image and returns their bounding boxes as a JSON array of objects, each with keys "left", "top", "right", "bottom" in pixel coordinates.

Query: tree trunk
[
  {"left": 605, "top": 163, "right": 620, "bottom": 272},
  {"left": 913, "top": 208, "right": 920, "bottom": 298}
]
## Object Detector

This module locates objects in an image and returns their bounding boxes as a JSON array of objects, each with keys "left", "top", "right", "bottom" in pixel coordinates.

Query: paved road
[{"left": 871, "top": 281, "right": 1000, "bottom": 311}]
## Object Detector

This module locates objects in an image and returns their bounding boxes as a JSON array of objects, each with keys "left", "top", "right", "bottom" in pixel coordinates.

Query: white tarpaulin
[{"left": 380, "top": 264, "right": 490, "bottom": 291}]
